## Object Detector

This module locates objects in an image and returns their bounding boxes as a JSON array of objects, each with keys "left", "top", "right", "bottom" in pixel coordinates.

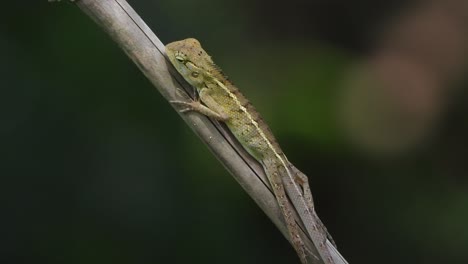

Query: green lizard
[{"left": 166, "top": 38, "right": 334, "bottom": 264}]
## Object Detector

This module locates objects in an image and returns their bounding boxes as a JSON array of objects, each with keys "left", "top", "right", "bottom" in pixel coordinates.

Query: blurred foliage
[{"left": 1, "top": 1, "right": 467, "bottom": 264}]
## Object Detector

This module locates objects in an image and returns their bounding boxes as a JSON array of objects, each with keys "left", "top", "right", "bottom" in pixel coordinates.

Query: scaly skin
[{"left": 166, "top": 38, "right": 334, "bottom": 264}]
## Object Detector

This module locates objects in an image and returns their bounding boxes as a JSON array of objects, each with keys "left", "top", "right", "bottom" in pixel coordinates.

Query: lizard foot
[{"left": 170, "top": 100, "right": 199, "bottom": 113}]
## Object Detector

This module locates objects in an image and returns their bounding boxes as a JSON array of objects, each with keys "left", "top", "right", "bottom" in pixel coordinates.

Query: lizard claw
[
  {"left": 170, "top": 100, "right": 194, "bottom": 107},
  {"left": 179, "top": 108, "right": 194, "bottom": 113},
  {"left": 169, "top": 100, "right": 192, "bottom": 105}
]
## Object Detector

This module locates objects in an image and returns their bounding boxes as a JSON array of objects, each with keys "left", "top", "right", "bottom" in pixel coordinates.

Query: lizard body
[{"left": 166, "top": 38, "right": 334, "bottom": 264}]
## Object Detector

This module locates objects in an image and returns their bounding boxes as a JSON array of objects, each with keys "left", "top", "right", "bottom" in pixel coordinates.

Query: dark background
[{"left": 2, "top": 0, "right": 468, "bottom": 263}]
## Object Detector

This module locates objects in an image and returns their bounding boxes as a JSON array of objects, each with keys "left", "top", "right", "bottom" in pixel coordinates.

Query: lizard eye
[
  {"left": 191, "top": 72, "right": 199, "bottom": 78},
  {"left": 175, "top": 56, "right": 185, "bottom": 63}
]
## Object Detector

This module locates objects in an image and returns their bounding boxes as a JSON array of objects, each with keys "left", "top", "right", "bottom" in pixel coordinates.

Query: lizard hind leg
[
  {"left": 262, "top": 158, "right": 311, "bottom": 264},
  {"left": 290, "top": 164, "right": 337, "bottom": 248},
  {"left": 289, "top": 165, "right": 314, "bottom": 210}
]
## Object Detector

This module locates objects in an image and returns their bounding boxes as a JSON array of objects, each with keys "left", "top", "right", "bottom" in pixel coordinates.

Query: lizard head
[{"left": 166, "top": 38, "right": 214, "bottom": 88}]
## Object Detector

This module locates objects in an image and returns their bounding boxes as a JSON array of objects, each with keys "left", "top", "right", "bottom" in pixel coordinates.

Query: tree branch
[{"left": 51, "top": 0, "right": 347, "bottom": 263}]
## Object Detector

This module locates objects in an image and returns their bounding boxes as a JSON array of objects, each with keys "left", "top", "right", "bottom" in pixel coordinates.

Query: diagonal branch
[{"left": 51, "top": 0, "right": 348, "bottom": 263}]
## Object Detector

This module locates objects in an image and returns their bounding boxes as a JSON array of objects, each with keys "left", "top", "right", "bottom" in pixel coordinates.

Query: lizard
[{"left": 165, "top": 38, "right": 335, "bottom": 264}]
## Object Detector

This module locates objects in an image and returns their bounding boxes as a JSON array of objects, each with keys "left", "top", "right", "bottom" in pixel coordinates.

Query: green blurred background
[{"left": 2, "top": 0, "right": 468, "bottom": 263}]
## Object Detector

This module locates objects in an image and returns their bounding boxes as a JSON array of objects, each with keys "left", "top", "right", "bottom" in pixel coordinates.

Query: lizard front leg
[{"left": 170, "top": 87, "right": 229, "bottom": 121}]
